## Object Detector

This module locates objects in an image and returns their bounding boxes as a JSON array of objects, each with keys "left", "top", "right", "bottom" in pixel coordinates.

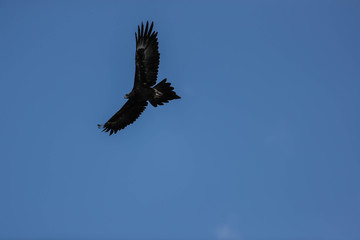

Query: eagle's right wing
[
  {"left": 98, "top": 100, "right": 148, "bottom": 135},
  {"left": 134, "top": 21, "right": 160, "bottom": 88}
]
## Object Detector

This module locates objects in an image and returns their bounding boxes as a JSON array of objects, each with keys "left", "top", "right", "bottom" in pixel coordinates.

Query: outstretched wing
[
  {"left": 98, "top": 100, "right": 148, "bottom": 135},
  {"left": 134, "top": 21, "right": 160, "bottom": 87}
]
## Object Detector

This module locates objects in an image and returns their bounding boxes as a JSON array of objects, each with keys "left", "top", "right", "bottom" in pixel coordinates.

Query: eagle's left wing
[{"left": 98, "top": 100, "right": 148, "bottom": 135}]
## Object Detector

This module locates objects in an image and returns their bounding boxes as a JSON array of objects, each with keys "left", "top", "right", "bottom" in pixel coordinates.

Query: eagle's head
[{"left": 124, "top": 92, "right": 134, "bottom": 99}]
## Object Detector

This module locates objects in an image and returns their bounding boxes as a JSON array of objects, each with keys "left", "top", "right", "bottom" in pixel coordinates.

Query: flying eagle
[{"left": 98, "top": 21, "right": 180, "bottom": 135}]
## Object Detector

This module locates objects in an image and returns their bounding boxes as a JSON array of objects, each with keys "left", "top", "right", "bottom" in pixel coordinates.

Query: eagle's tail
[{"left": 149, "top": 79, "right": 180, "bottom": 107}]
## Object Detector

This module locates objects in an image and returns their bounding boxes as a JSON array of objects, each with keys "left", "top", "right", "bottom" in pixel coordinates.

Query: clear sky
[{"left": 1, "top": 1, "right": 360, "bottom": 239}]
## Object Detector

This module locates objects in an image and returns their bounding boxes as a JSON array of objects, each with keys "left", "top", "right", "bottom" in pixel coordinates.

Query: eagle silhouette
[{"left": 98, "top": 21, "right": 180, "bottom": 135}]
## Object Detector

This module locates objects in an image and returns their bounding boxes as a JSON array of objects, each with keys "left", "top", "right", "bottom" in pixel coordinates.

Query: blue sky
[{"left": 1, "top": 1, "right": 360, "bottom": 239}]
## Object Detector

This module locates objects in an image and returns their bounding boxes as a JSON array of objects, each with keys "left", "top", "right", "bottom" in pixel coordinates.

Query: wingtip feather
[
  {"left": 145, "top": 21, "right": 149, "bottom": 37},
  {"left": 149, "top": 21, "right": 154, "bottom": 34}
]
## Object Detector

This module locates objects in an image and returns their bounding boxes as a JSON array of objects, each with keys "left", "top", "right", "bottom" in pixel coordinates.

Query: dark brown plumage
[{"left": 98, "top": 21, "right": 180, "bottom": 135}]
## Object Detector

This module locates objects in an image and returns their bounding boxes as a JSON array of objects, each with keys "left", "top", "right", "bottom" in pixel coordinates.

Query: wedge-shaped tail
[{"left": 149, "top": 79, "right": 181, "bottom": 107}]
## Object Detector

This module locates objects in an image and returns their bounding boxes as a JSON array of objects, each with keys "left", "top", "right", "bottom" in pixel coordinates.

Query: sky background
[{"left": 1, "top": 1, "right": 360, "bottom": 240}]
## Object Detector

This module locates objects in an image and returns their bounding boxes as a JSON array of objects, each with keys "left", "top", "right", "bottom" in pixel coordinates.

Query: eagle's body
[{"left": 98, "top": 21, "right": 180, "bottom": 135}]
